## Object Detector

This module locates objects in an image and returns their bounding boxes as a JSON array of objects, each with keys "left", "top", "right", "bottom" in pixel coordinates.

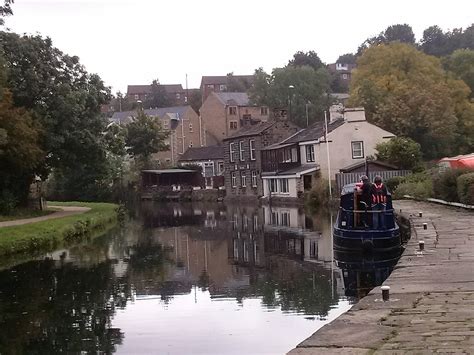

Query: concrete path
[
  {"left": 0, "top": 206, "right": 90, "bottom": 228},
  {"left": 289, "top": 200, "right": 474, "bottom": 354}
]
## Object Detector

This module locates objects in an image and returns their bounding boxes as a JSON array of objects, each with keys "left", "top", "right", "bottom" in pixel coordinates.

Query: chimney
[
  {"left": 271, "top": 108, "right": 288, "bottom": 122},
  {"left": 344, "top": 107, "right": 366, "bottom": 122}
]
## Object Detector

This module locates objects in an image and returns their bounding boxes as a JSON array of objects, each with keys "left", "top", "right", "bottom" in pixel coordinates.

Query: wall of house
[
  {"left": 262, "top": 177, "right": 299, "bottom": 198},
  {"left": 315, "top": 121, "right": 395, "bottom": 181},
  {"left": 200, "top": 94, "right": 228, "bottom": 145}
]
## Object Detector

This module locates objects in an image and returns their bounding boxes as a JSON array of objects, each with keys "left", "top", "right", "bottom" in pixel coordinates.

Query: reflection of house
[
  {"left": 200, "top": 92, "right": 270, "bottom": 145},
  {"left": 111, "top": 106, "right": 202, "bottom": 165},
  {"left": 223, "top": 119, "right": 299, "bottom": 198},
  {"left": 127, "top": 84, "right": 188, "bottom": 106},
  {"left": 178, "top": 145, "right": 225, "bottom": 188},
  {"left": 200, "top": 75, "right": 254, "bottom": 104}
]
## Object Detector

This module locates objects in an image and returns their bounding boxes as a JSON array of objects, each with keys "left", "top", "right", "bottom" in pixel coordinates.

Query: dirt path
[{"left": 0, "top": 206, "right": 91, "bottom": 228}]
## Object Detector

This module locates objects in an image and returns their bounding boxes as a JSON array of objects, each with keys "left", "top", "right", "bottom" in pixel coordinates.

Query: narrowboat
[{"left": 333, "top": 183, "right": 401, "bottom": 254}]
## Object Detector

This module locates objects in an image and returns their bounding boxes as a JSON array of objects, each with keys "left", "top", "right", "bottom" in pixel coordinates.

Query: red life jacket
[{"left": 372, "top": 183, "right": 387, "bottom": 204}]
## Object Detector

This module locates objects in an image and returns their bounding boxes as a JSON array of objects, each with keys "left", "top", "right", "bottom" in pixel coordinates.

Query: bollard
[
  {"left": 419, "top": 240, "right": 425, "bottom": 251},
  {"left": 381, "top": 286, "right": 390, "bottom": 301},
  {"left": 419, "top": 211, "right": 423, "bottom": 217},
  {"left": 423, "top": 223, "right": 427, "bottom": 230}
]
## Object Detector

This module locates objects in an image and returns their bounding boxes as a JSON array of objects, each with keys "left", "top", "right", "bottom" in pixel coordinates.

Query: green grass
[
  {"left": 0, "top": 201, "right": 118, "bottom": 257},
  {"left": 0, "top": 208, "right": 59, "bottom": 222}
]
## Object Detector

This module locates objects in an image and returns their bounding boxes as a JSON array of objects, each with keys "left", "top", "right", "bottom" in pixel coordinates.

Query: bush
[
  {"left": 393, "top": 179, "right": 433, "bottom": 200},
  {"left": 305, "top": 178, "right": 330, "bottom": 208},
  {"left": 457, "top": 172, "right": 474, "bottom": 205},
  {"left": 432, "top": 169, "right": 470, "bottom": 202},
  {"left": 386, "top": 176, "right": 406, "bottom": 192},
  {"left": 0, "top": 190, "right": 18, "bottom": 215}
]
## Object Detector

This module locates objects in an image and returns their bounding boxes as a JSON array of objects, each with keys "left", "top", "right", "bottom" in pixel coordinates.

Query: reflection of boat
[
  {"left": 333, "top": 183, "right": 401, "bottom": 253},
  {"left": 334, "top": 249, "right": 400, "bottom": 299}
]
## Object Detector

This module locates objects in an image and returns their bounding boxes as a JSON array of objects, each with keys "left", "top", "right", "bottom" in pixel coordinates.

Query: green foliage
[
  {"left": 125, "top": 110, "right": 169, "bottom": 164},
  {"left": 386, "top": 176, "right": 406, "bottom": 193},
  {"left": 457, "top": 172, "right": 474, "bottom": 205},
  {"left": 393, "top": 179, "right": 433, "bottom": 200},
  {"left": 288, "top": 51, "right": 324, "bottom": 70},
  {"left": 305, "top": 178, "right": 330, "bottom": 208},
  {"left": 337, "top": 53, "right": 356, "bottom": 64},
  {"left": 0, "top": 0, "right": 13, "bottom": 25},
  {"left": 433, "top": 169, "right": 471, "bottom": 202},
  {"left": 143, "top": 79, "right": 173, "bottom": 109},
  {"left": 188, "top": 89, "right": 202, "bottom": 114},
  {"left": 0, "top": 190, "right": 17, "bottom": 214},
  {"left": 443, "top": 49, "right": 474, "bottom": 99},
  {"left": 225, "top": 73, "right": 252, "bottom": 92},
  {"left": 420, "top": 24, "right": 474, "bottom": 57},
  {"left": 357, "top": 24, "right": 415, "bottom": 55},
  {"left": 375, "top": 137, "right": 423, "bottom": 171},
  {"left": 350, "top": 42, "right": 474, "bottom": 158},
  {"left": 249, "top": 65, "right": 331, "bottom": 127}
]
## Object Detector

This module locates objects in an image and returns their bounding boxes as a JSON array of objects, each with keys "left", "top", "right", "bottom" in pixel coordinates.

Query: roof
[
  {"left": 110, "top": 106, "right": 191, "bottom": 124},
  {"left": 200, "top": 75, "right": 254, "bottom": 87},
  {"left": 340, "top": 160, "right": 399, "bottom": 173},
  {"left": 224, "top": 121, "right": 275, "bottom": 140},
  {"left": 142, "top": 169, "right": 196, "bottom": 174},
  {"left": 179, "top": 146, "right": 224, "bottom": 162},
  {"left": 127, "top": 84, "right": 184, "bottom": 95},
  {"left": 262, "top": 142, "right": 296, "bottom": 151},
  {"left": 283, "top": 118, "right": 345, "bottom": 144},
  {"left": 213, "top": 92, "right": 249, "bottom": 106}
]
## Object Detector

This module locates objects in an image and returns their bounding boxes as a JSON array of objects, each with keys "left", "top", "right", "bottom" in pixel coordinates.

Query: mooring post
[{"left": 381, "top": 286, "right": 390, "bottom": 301}]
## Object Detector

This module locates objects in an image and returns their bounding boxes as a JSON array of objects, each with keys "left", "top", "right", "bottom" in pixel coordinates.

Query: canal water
[{"left": 0, "top": 203, "right": 395, "bottom": 354}]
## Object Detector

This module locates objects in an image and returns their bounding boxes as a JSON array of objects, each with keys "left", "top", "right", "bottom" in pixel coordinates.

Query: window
[
  {"left": 231, "top": 172, "right": 237, "bottom": 187},
  {"left": 250, "top": 140, "right": 256, "bottom": 160},
  {"left": 253, "top": 215, "right": 259, "bottom": 232},
  {"left": 134, "top": 94, "right": 139, "bottom": 100},
  {"left": 229, "top": 142, "right": 236, "bottom": 162},
  {"left": 230, "top": 121, "right": 238, "bottom": 130},
  {"left": 305, "top": 145, "right": 315, "bottom": 162},
  {"left": 279, "top": 179, "right": 289, "bottom": 193},
  {"left": 218, "top": 162, "right": 224, "bottom": 175},
  {"left": 163, "top": 121, "right": 169, "bottom": 129},
  {"left": 351, "top": 141, "right": 364, "bottom": 159},
  {"left": 269, "top": 179, "right": 278, "bottom": 193},
  {"left": 260, "top": 107, "right": 268, "bottom": 115},
  {"left": 239, "top": 141, "right": 245, "bottom": 161},
  {"left": 176, "top": 93, "right": 181, "bottom": 99},
  {"left": 342, "top": 74, "right": 348, "bottom": 80},
  {"left": 251, "top": 171, "right": 257, "bottom": 187},
  {"left": 207, "top": 84, "right": 214, "bottom": 89},
  {"left": 220, "top": 84, "right": 227, "bottom": 91},
  {"left": 189, "top": 123, "right": 193, "bottom": 132},
  {"left": 281, "top": 211, "right": 290, "bottom": 226},
  {"left": 229, "top": 106, "right": 237, "bottom": 115},
  {"left": 241, "top": 171, "right": 247, "bottom": 187},
  {"left": 271, "top": 211, "right": 279, "bottom": 225},
  {"left": 189, "top": 141, "right": 193, "bottom": 148}
]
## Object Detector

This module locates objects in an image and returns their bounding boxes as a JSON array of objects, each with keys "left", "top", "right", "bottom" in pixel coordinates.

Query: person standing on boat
[
  {"left": 371, "top": 175, "right": 388, "bottom": 229},
  {"left": 358, "top": 175, "right": 372, "bottom": 227}
]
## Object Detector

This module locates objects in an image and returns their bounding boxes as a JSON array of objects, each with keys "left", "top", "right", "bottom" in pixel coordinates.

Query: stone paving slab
[{"left": 288, "top": 200, "right": 474, "bottom": 355}]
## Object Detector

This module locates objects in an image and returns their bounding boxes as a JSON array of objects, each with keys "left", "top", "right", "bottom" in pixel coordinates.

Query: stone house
[
  {"left": 222, "top": 119, "right": 299, "bottom": 199},
  {"left": 200, "top": 75, "right": 254, "bottom": 103},
  {"left": 328, "top": 63, "right": 357, "bottom": 93},
  {"left": 178, "top": 145, "right": 225, "bottom": 188},
  {"left": 200, "top": 92, "right": 270, "bottom": 145},
  {"left": 110, "top": 106, "right": 203, "bottom": 166}
]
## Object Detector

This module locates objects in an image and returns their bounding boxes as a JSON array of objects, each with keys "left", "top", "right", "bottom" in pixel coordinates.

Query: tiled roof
[
  {"left": 200, "top": 75, "right": 254, "bottom": 86},
  {"left": 214, "top": 92, "right": 249, "bottom": 106},
  {"left": 127, "top": 84, "right": 184, "bottom": 95},
  {"left": 179, "top": 146, "right": 224, "bottom": 162},
  {"left": 110, "top": 106, "right": 191, "bottom": 124},
  {"left": 224, "top": 121, "right": 275, "bottom": 140},
  {"left": 283, "top": 118, "right": 345, "bottom": 144}
]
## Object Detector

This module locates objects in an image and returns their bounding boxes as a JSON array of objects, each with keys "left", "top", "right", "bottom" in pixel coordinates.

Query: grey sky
[{"left": 5, "top": 0, "right": 473, "bottom": 93}]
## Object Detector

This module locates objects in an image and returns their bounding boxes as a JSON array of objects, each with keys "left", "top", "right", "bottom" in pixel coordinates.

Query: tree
[
  {"left": 337, "top": 53, "right": 356, "bottom": 64},
  {"left": 420, "top": 24, "right": 474, "bottom": 57},
  {"left": 288, "top": 51, "right": 324, "bottom": 70},
  {"left": 349, "top": 42, "right": 474, "bottom": 158},
  {"left": 144, "top": 79, "right": 172, "bottom": 109},
  {"left": 249, "top": 65, "right": 331, "bottom": 127},
  {"left": 125, "top": 110, "right": 169, "bottom": 165},
  {"left": 383, "top": 24, "right": 415, "bottom": 44},
  {"left": 375, "top": 137, "right": 422, "bottom": 171},
  {"left": 443, "top": 49, "right": 474, "bottom": 98},
  {"left": 0, "top": 0, "right": 13, "bottom": 25},
  {"left": 187, "top": 89, "right": 202, "bottom": 113},
  {"left": 226, "top": 73, "right": 252, "bottom": 92}
]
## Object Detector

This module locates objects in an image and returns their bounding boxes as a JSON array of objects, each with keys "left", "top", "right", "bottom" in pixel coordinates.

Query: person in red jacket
[{"left": 371, "top": 175, "right": 388, "bottom": 229}]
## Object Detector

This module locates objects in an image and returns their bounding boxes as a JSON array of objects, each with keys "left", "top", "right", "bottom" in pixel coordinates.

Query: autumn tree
[{"left": 349, "top": 42, "right": 474, "bottom": 158}]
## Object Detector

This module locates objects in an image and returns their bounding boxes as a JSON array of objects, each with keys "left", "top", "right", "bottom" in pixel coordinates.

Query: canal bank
[{"left": 289, "top": 200, "right": 474, "bottom": 354}]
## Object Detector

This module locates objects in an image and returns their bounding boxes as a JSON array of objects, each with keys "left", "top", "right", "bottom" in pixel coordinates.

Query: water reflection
[{"left": 0, "top": 202, "right": 354, "bottom": 354}]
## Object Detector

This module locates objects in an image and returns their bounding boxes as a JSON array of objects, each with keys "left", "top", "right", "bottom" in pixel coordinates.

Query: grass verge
[{"left": 0, "top": 201, "right": 118, "bottom": 257}]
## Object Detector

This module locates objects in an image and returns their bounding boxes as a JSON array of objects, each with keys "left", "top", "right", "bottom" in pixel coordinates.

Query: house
[
  {"left": 222, "top": 117, "right": 299, "bottom": 199},
  {"left": 260, "top": 107, "right": 395, "bottom": 199},
  {"left": 200, "top": 92, "right": 270, "bottom": 145},
  {"left": 111, "top": 106, "right": 203, "bottom": 166},
  {"left": 178, "top": 145, "right": 225, "bottom": 188},
  {"left": 328, "top": 63, "right": 357, "bottom": 93},
  {"left": 200, "top": 74, "right": 254, "bottom": 103},
  {"left": 126, "top": 84, "right": 188, "bottom": 106}
]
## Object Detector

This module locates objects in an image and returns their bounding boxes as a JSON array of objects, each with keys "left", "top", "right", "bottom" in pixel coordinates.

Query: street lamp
[{"left": 288, "top": 85, "right": 295, "bottom": 121}]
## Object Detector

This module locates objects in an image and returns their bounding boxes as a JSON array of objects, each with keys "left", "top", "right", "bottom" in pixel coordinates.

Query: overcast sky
[{"left": 4, "top": 0, "right": 473, "bottom": 93}]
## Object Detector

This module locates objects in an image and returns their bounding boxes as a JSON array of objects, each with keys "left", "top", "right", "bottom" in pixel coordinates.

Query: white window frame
[
  {"left": 351, "top": 141, "right": 364, "bottom": 159},
  {"left": 189, "top": 123, "right": 193, "bottom": 132},
  {"left": 250, "top": 140, "right": 256, "bottom": 161},
  {"left": 305, "top": 145, "right": 315, "bottom": 163},
  {"left": 251, "top": 171, "right": 257, "bottom": 187},
  {"left": 229, "top": 142, "right": 236, "bottom": 162},
  {"left": 239, "top": 141, "right": 245, "bottom": 161},
  {"left": 241, "top": 171, "right": 247, "bottom": 187},
  {"left": 279, "top": 179, "right": 289, "bottom": 193},
  {"left": 269, "top": 179, "right": 278, "bottom": 193},
  {"left": 218, "top": 162, "right": 224, "bottom": 175},
  {"left": 231, "top": 172, "right": 237, "bottom": 187},
  {"left": 230, "top": 121, "right": 238, "bottom": 130}
]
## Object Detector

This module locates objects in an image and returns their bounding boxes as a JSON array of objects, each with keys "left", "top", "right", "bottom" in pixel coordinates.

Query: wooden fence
[{"left": 335, "top": 170, "right": 411, "bottom": 194}]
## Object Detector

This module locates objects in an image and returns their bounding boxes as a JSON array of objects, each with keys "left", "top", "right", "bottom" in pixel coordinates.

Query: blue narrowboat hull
[{"left": 333, "top": 225, "right": 401, "bottom": 253}]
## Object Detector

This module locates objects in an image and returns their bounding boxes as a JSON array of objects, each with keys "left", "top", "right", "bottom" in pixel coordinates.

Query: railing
[
  {"left": 337, "top": 207, "right": 396, "bottom": 230},
  {"left": 335, "top": 170, "right": 411, "bottom": 193}
]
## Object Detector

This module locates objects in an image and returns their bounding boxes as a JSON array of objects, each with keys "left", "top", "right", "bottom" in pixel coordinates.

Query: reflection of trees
[{"left": 0, "top": 259, "right": 127, "bottom": 354}]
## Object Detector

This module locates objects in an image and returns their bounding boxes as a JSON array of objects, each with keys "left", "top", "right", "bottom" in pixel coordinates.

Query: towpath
[
  {"left": 0, "top": 206, "right": 90, "bottom": 228},
  {"left": 289, "top": 200, "right": 474, "bottom": 354}
]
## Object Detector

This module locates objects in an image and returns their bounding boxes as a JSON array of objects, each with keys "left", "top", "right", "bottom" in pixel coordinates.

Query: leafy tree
[
  {"left": 144, "top": 79, "right": 172, "bottom": 109},
  {"left": 337, "top": 53, "right": 356, "bottom": 64},
  {"left": 0, "top": 0, "right": 13, "bottom": 25},
  {"left": 113, "top": 91, "right": 133, "bottom": 112},
  {"left": 375, "top": 137, "right": 422, "bottom": 171},
  {"left": 384, "top": 24, "right": 415, "bottom": 44},
  {"left": 443, "top": 49, "right": 474, "bottom": 98},
  {"left": 349, "top": 42, "right": 474, "bottom": 158},
  {"left": 187, "top": 89, "right": 202, "bottom": 113},
  {"left": 249, "top": 65, "right": 331, "bottom": 127},
  {"left": 125, "top": 110, "right": 169, "bottom": 165},
  {"left": 225, "top": 73, "right": 252, "bottom": 92},
  {"left": 288, "top": 51, "right": 324, "bottom": 70},
  {"left": 420, "top": 24, "right": 474, "bottom": 57}
]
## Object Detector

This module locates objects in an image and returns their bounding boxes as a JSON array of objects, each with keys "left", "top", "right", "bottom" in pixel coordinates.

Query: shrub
[
  {"left": 0, "top": 190, "right": 18, "bottom": 215},
  {"left": 433, "top": 169, "right": 470, "bottom": 202},
  {"left": 305, "top": 178, "right": 330, "bottom": 208},
  {"left": 386, "top": 176, "right": 406, "bottom": 192},
  {"left": 393, "top": 179, "right": 433, "bottom": 200},
  {"left": 457, "top": 172, "right": 474, "bottom": 205}
]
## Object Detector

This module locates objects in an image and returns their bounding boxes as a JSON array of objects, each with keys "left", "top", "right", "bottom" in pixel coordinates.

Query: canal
[{"left": 0, "top": 202, "right": 395, "bottom": 354}]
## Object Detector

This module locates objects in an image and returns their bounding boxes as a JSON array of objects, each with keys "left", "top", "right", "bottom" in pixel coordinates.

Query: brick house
[
  {"left": 200, "top": 75, "right": 254, "bottom": 103},
  {"left": 127, "top": 84, "right": 188, "bottom": 106},
  {"left": 222, "top": 119, "right": 299, "bottom": 198},
  {"left": 111, "top": 106, "right": 203, "bottom": 165},
  {"left": 200, "top": 92, "right": 270, "bottom": 145}
]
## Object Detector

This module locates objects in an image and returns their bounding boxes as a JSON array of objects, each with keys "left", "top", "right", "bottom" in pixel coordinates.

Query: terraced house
[{"left": 223, "top": 116, "right": 298, "bottom": 198}]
